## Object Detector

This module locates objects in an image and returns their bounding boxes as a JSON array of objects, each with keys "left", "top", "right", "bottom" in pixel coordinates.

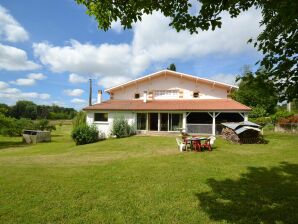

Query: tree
[
  {"left": 75, "top": 0, "right": 298, "bottom": 101},
  {"left": 10, "top": 101, "right": 37, "bottom": 119},
  {"left": 167, "top": 63, "right": 176, "bottom": 71},
  {"left": 233, "top": 68, "right": 278, "bottom": 116}
]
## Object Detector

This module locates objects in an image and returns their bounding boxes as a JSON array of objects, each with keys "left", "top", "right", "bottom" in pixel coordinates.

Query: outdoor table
[{"left": 185, "top": 137, "right": 209, "bottom": 151}]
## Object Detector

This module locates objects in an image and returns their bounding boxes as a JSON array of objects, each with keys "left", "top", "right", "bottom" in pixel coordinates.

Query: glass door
[
  {"left": 148, "top": 113, "right": 158, "bottom": 131},
  {"left": 160, "top": 113, "right": 169, "bottom": 131}
]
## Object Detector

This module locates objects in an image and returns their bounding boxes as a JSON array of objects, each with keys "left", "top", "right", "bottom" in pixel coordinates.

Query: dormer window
[
  {"left": 193, "top": 91, "right": 199, "bottom": 98},
  {"left": 134, "top": 93, "right": 140, "bottom": 99}
]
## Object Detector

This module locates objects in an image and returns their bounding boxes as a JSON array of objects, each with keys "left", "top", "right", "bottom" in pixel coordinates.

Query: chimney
[
  {"left": 89, "top": 79, "right": 92, "bottom": 106},
  {"left": 143, "top": 91, "right": 147, "bottom": 103},
  {"left": 97, "top": 90, "right": 102, "bottom": 104}
]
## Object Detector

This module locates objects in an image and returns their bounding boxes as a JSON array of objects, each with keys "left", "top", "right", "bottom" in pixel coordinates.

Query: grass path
[{"left": 0, "top": 125, "right": 297, "bottom": 223}]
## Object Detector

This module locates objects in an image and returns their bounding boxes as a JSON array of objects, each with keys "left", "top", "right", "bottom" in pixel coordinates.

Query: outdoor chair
[
  {"left": 202, "top": 136, "right": 216, "bottom": 151},
  {"left": 192, "top": 140, "right": 202, "bottom": 152},
  {"left": 176, "top": 138, "right": 186, "bottom": 152}
]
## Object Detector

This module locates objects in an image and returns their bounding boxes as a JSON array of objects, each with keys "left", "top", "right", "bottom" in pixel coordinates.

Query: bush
[
  {"left": 71, "top": 124, "right": 99, "bottom": 145},
  {"left": 34, "top": 119, "right": 56, "bottom": 131},
  {"left": 271, "top": 109, "right": 294, "bottom": 123},
  {"left": 249, "top": 106, "right": 267, "bottom": 118},
  {"left": 249, "top": 116, "right": 272, "bottom": 126},
  {"left": 72, "top": 111, "right": 86, "bottom": 130},
  {"left": 111, "top": 117, "right": 136, "bottom": 138},
  {"left": 0, "top": 115, "right": 34, "bottom": 136}
]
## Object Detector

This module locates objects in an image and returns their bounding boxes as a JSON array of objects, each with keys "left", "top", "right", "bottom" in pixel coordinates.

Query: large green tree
[
  {"left": 233, "top": 68, "right": 278, "bottom": 116},
  {"left": 75, "top": 0, "right": 298, "bottom": 101}
]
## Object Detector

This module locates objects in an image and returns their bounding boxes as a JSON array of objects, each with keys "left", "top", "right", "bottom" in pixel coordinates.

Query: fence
[{"left": 186, "top": 124, "right": 212, "bottom": 134}]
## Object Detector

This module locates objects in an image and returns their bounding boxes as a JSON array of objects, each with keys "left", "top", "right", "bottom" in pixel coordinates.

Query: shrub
[
  {"left": 71, "top": 124, "right": 99, "bottom": 145},
  {"left": 249, "top": 106, "right": 267, "bottom": 118},
  {"left": 249, "top": 116, "right": 272, "bottom": 126},
  {"left": 72, "top": 111, "right": 86, "bottom": 130},
  {"left": 34, "top": 119, "right": 56, "bottom": 131},
  {"left": 277, "top": 115, "right": 298, "bottom": 124},
  {"left": 0, "top": 115, "right": 34, "bottom": 136},
  {"left": 111, "top": 117, "right": 136, "bottom": 138},
  {"left": 270, "top": 109, "right": 294, "bottom": 123}
]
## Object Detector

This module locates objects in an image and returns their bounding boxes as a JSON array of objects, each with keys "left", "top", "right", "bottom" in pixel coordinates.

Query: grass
[{"left": 0, "top": 125, "right": 297, "bottom": 223}]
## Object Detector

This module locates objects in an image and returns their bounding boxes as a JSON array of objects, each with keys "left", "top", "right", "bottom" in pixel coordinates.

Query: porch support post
[
  {"left": 158, "top": 113, "right": 161, "bottom": 131},
  {"left": 212, "top": 112, "right": 216, "bottom": 136},
  {"left": 244, "top": 112, "right": 248, "bottom": 121},
  {"left": 183, "top": 112, "right": 186, "bottom": 132}
]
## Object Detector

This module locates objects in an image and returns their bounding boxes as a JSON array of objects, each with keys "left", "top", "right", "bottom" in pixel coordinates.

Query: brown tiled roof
[{"left": 84, "top": 99, "right": 251, "bottom": 111}]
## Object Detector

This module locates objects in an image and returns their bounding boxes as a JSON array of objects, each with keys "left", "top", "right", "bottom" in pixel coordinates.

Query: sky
[{"left": 0, "top": 0, "right": 262, "bottom": 110}]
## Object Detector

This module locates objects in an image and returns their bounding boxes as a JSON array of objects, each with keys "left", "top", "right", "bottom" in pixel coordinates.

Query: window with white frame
[{"left": 154, "top": 90, "right": 179, "bottom": 99}]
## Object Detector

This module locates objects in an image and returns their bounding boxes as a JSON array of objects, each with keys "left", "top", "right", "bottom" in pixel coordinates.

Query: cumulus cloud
[
  {"left": 64, "top": 88, "right": 84, "bottom": 97},
  {"left": 33, "top": 9, "right": 262, "bottom": 88},
  {"left": 111, "top": 20, "right": 122, "bottom": 33},
  {"left": 0, "top": 43, "right": 40, "bottom": 71},
  {"left": 0, "top": 5, "right": 29, "bottom": 42},
  {"left": 69, "top": 73, "right": 88, "bottom": 84},
  {"left": 209, "top": 73, "right": 238, "bottom": 86},
  {"left": 33, "top": 40, "right": 131, "bottom": 76},
  {"left": 10, "top": 78, "right": 36, "bottom": 86},
  {"left": 0, "top": 81, "right": 8, "bottom": 89},
  {"left": 71, "top": 98, "right": 86, "bottom": 104},
  {"left": 0, "top": 81, "right": 50, "bottom": 103},
  {"left": 27, "top": 73, "right": 47, "bottom": 80}
]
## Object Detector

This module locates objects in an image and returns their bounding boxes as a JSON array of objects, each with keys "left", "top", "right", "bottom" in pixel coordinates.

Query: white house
[{"left": 84, "top": 70, "right": 250, "bottom": 137}]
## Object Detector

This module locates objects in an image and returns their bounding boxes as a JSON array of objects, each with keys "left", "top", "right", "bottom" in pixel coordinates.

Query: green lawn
[{"left": 0, "top": 125, "right": 297, "bottom": 224}]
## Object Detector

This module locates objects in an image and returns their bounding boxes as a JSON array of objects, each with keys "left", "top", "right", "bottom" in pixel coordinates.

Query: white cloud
[
  {"left": 33, "top": 9, "right": 262, "bottom": 88},
  {"left": 71, "top": 98, "right": 86, "bottom": 104},
  {"left": 64, "top": 88, "right": 84, "bottom": 97},
  {"left": 27, "top": 73, "right": 47, "bottom": 80},
  {"left": 69, "top": 73, "right": 88, "bottom": 84},
  {"left": 0, "top": 82, "right": 50, "bottom": 104},
  {"left": 10, "top": 78, "right": 36, "bottom": 86},
  {"left": 0, "top": 81, "right": 8, "bottom": 89},
  {"left": 33, "top": 40, "right": 131, "bottom": 76},
  {"left": 0, "top": 43, "right": 40, "bottom": 71},
  {"left": 0, "top": 5, "right": 29, "bottom": 42},
  {"left": 209, "top": 73, "right": 238, "bottom": 86},
  {"left": 111, "top": 20, "right": 122, "bottom": 33},
  {"left": 99, "top": 76, "right": 131, "bottom": 89}
]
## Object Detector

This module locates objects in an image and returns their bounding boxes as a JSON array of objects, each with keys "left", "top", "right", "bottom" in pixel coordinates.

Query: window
[
  {"left": 154, "top": 90, "right": 179, "bottom": 98},
  {"left": 94, "top": 113, "right": 108, "bottom": 122},
  {"left": 193, "top": 91, "right": 199, "bottom": 98},
  {"left": 137, "top": 113, "right": 147, "bottom": 130},
  {"left": 134, "top": 93, "right": 140, "bottom": 99}
]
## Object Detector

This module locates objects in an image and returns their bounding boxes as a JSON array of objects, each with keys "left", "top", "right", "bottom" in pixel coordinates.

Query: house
[{"left": 84, "top": 70, "right": 251, "bottom": 137}]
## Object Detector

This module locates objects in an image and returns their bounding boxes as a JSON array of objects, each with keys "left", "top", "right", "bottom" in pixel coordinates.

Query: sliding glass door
[
  {"left": 160, "top": 113, "right": 168, "bottom": 131},
  {"left": 137, "top": 112, "right": 182, "bottom": 131},
  {"left": 169, "top": 113, "right": 183, "bottom": 131},
  {"left": 137, "top": 113, "right": 147, "bottom": 130}
]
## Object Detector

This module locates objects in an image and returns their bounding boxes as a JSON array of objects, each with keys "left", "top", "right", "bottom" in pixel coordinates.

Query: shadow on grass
[
  {"left": 0, "top": 140, "right": 26, "bottom": 150},
  {"left": 197, "top": 162, "right": 298, "bottom": 224}
]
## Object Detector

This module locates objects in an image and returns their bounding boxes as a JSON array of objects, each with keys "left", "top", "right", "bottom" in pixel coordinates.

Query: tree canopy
[
  {"left": 167, "top": 63, "right": 176, "bottom": 71},
  {"left": 75, "top": 0, "right": 298, "bottom": 102},
  {"left": 2, "top": 101, "right": 77, "bottom": 120},
  {"left": 233, "top": 67, "right": 278, "bottom": 116}
]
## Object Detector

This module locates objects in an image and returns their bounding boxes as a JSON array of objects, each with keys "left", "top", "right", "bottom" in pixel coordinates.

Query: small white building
[{"left": 84, "top": 70, "right": 250, "bottom": 137}]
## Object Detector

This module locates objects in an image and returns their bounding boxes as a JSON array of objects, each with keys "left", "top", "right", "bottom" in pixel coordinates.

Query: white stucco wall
[
  {"left": 87, "top": 111, "right": 136, "bottom": 137},
  {"left": 111, "top": 75, "right": 228, "bottom": 100}
]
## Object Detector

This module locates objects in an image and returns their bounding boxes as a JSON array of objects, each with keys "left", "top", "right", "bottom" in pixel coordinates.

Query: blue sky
[{"left": 0, "top": 0, "right": 262, "bottom": 110}]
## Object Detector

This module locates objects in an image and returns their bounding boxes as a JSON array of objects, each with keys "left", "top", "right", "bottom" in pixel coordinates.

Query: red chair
[
  {"left": 192, "top": 140, "right": 201, "bottom": 152},
  {"left": 202, "top": 139, "right": 212, "bottom": 151}
]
